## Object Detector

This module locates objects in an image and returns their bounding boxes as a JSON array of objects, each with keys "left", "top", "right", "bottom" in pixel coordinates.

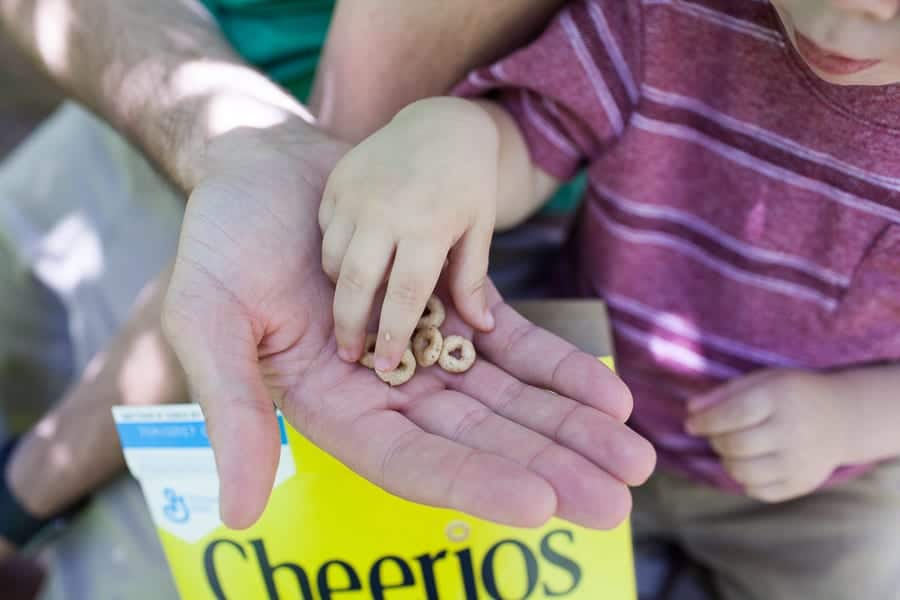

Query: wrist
[
  {"left": 400, "top": 95, "right": 499, "bottom": 126},
  {"left": 810, "top": 372, "right": 855, "bottom": 469},
  {"left": 394, "top": 97, "right": 500, "bottom": 151},
  {"left": 390, "top": 95, "right": 502, "bottom": 213},
  {"left": 166, "top": 64, "right": 325, "bottom": 192},
  {"left": 5, "top": 436, "right": 51, "bottom": 519},
  {"left": 813, "top": 367, "right": 900, "bottom": 466}
]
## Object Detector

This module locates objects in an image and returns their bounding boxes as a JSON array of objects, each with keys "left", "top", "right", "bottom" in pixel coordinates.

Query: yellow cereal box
[{"left": 113, "top": 358, "right": 635, "bottom": 600}]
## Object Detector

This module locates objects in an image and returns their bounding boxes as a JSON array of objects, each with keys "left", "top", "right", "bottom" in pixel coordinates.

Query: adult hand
[{"left": 164, "top": 115, "right": 655, "bottom": 530}]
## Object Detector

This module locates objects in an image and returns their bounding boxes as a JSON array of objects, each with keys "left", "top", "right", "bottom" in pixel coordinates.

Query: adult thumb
[{"left": 162, "top": 289, "right": 280, "bottom": 530}]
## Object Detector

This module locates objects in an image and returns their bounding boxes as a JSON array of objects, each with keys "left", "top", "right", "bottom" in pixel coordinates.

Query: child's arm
[
  {"left": 684, "top": 366, "right": 900, "bottom": 502},
  {"left": 476, "top": 99, "right": 562, "bottom": 230},
  {"left": 320, "top": 97, "right": 559, "bottom": 371}
]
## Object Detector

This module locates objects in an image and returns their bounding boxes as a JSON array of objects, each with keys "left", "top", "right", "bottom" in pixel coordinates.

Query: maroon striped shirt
[{"left": 456, "top": 0, "right": 900, "bottom": 492}]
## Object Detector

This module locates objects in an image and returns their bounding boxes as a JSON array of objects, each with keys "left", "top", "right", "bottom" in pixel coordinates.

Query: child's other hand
[
  {"left": 319, "top": 98, "right": 498, "bottom": 371},
  {"left": 684, "top": 370, "right": 851, "bottom": 503}
]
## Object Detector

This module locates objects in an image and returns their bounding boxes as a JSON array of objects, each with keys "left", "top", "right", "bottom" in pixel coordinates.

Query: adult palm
[{"left": 163, "top": 119, "right": 655, "bottom": 530}]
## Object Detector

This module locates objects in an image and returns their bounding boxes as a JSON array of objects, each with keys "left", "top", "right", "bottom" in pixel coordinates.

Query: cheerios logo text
[{"left": 203, "top": 529, "right": 582, "bottom": 600}]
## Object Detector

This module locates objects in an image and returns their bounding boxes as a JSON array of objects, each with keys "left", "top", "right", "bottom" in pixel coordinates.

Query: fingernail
[
  {"left": 484, "top": 309, "right": 495, "bottom": 329},
  {"left": 338, "top": 347, "right": 354, "bottom": 362},
  {"left": 375, "top": 356, "right": 392, "bottom": 371}
]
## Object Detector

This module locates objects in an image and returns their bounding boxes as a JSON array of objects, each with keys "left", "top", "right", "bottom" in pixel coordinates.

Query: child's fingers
[
  {"left": 321, "top": 220, "right": 355, "bottom": 283},
  {"left": 687, "top": 369, "right": 778, "bottom": 413},
  {"left": 722, "top": 455, "right": 785, "bottom": 489},
  {"left": 333, "top": 232, "right": 394, "bottom": 362},
  {"left": 708, "top": 425, "right": 777, "bottom": 459},
  {"left": 375, "top": 240, "right": 446, "bottom": 371},
  {"left": 448, "top": 222, "right": 495, "bottom": 332},
  {"left": 684, "top": 391, "right": 774, "bottom": 436},
  {"left": 318, "top": 185, "right": 337, "bottom": 232}
]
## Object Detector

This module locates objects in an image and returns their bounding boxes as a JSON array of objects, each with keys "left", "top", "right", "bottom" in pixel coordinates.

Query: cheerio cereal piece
[
  {"left": 412, "top": 326, "right": 443, "bottom": 367},
  {"left": 438, "top": 335, "right": 476, "bottom": 373},
  {"left": 375, "top": 348, "right": 417, "bottom": 386},
  {"left": 418, "top": 295, "right": 446, "bottom": 329},
  {"left": 359, "top": 333, "right": 377, "bottom": 369}
]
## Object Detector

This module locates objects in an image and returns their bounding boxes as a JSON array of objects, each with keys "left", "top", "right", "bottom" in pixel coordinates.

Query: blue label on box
[{"left": 116, "top": 417, "right": 287, "bottom": 448}]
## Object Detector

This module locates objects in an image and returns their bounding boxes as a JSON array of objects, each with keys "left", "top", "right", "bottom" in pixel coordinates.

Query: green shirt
[{"left": 200, "top": 0, "right": 332, "bottom": 101}]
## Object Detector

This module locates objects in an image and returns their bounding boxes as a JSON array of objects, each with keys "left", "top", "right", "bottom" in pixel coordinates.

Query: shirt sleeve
[{"left": 453, "top": 0, "right": 643, "bottom": 181}]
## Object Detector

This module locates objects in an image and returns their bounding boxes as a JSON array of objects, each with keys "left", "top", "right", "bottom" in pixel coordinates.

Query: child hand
[
  {"left": 319, "top": 98, "right": 498, "bottom": 371},
  {"left": 684, "top": 370, "right": 851, "bottom": 502}
]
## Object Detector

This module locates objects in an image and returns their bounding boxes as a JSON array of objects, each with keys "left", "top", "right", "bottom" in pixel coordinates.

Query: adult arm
[{"left": 311, "top": 0, "right": 567, "bottom": 142}]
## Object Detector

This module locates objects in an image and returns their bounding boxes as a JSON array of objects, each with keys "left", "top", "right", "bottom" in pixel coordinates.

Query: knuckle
[
  {"left": 721, "top": 456, "right": 736, "bottom": 473},
  {"left": 321, "top": 250, "right": 341, "bottom": 281},
  {"left": 503, "top": 321, "right": 539, "bottom": 355},
  {"left": 463, "top": 274, "right": 488, "bottom": 298},
  {"left": 741, "top": 465, "right": 762, "bottom": 485},
  {"left": 450, "top": 406, "right": 494, "bottom": 442},
  {"left": 332, "top": 298, "right": 363, "bottom": 334},
  {"left": 765, "top": 418, "right": 785, "bottom": 442},
  {"left": 690, "top": 416, "right": 709, "bottom": 436},
  {"left": 322, "top": 262, "right": 340, "bottom": 283},
  {"left": 553, "top": 403, "right": 583, "bottom": 442},
  {"left": 318, "top": 199, "right": 334, "bottom": 232},
  {"left": 730, "top": 435, "right": 751, "bottom": 456},
  {"left": 338, "top": 262, "right": 373, "bottom": 294},
  {"left": 715, "top": 435, "right": 734, "bottom": 456},
  {"left": 726, "top": 399, "right": 752, "bottom": 422},
  {"left": 752, "top": 398, "right": 773, "bottom": 422},
  {"left": 550, "top": 349, "right": 578, "bottom": 393},
  {"left": 333, "top": 308, "right": 361, "bottom": 336},
  {"left": 726, "top": 462, "right": 747, "bottom": 483},
  {"left": 753, "top": 388, "right": 776, "bottom": 415},
  {"left": 321, "top": 230, "right": 341, "bottom": 257},
  {"left": 386, "top": 277, "right": 425, "bottom": 309},
  {"left": 496, "top": 379, "right": 528, "bottom": 416}
]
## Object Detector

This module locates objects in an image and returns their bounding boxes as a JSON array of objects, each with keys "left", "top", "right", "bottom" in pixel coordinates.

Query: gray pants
[
  {"left": 633, "top": 462, "right": 900, "bottom": 600},
  {"left": 0, "top": 102, "right": 183, "bottom": 429}
]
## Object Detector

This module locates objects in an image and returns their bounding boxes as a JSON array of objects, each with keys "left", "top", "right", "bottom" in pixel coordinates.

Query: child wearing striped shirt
[{"left": 322, "top": 0, "right": 900, "bottom": 596}]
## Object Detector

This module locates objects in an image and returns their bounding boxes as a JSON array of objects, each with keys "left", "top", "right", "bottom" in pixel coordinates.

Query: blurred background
[{"left": 0, "top": 33, "right": 60, "bottom": 161}]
